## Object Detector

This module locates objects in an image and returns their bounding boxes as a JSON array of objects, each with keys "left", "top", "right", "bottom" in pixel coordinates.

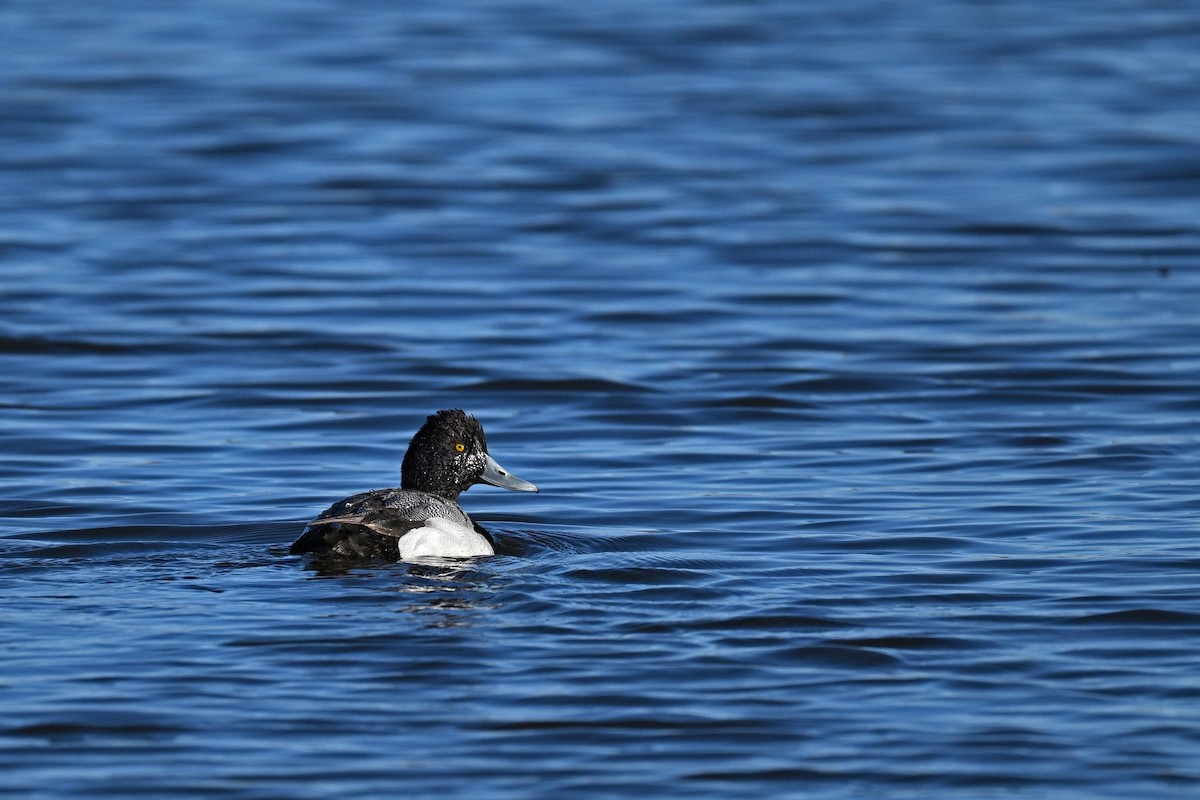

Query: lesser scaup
[{"left": 289, "top": 409, "right": 538, "bottom": 561}]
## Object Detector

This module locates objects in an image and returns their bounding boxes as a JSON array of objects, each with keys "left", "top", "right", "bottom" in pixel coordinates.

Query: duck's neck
[{"left": 400, "top": 473, "right": 464, "bottom": 501}]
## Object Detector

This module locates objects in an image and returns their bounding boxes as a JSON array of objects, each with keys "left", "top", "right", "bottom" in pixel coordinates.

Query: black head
[{"left": 400, "top": 409, "right": 538, "bottom": 500}]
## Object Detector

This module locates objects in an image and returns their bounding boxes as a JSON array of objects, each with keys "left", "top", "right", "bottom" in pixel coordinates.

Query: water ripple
[{"left": 2, "top": 1, "right": 1200, "bottom": 798}]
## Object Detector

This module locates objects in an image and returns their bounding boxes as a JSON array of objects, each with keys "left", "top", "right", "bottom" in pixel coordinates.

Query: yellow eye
[{"left": 454, "top": 442, "right": 466, "bottom": 453}]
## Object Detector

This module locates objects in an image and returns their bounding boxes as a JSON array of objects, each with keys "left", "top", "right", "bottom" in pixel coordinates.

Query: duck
[{"left": 290, "top": 409, "right": 538, "bottom": 561}]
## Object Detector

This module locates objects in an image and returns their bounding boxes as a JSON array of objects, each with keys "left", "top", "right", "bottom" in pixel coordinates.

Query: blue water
[{"left": 3, "top": 1, "right": 1200, "bottom": 797}]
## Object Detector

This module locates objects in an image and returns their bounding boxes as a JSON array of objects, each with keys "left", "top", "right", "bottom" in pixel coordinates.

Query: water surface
[{"left": 3, "top": 1, "right": 1200, "bottom": 797}]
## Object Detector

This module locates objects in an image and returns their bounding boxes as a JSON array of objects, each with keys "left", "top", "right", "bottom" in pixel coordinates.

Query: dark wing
[{"left": 288, "top": 521, "right": 419, "bottom": 559}]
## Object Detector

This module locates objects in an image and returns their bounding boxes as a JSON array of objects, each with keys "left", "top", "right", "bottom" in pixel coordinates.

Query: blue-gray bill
[{"left": 480, "top": 453, "right": 539, "bottom": 493}]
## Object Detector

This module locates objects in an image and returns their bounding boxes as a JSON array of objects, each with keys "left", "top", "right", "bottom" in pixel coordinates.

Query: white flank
[{"left": 396, "top": 517, "right": 495, "bottom": 561}]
